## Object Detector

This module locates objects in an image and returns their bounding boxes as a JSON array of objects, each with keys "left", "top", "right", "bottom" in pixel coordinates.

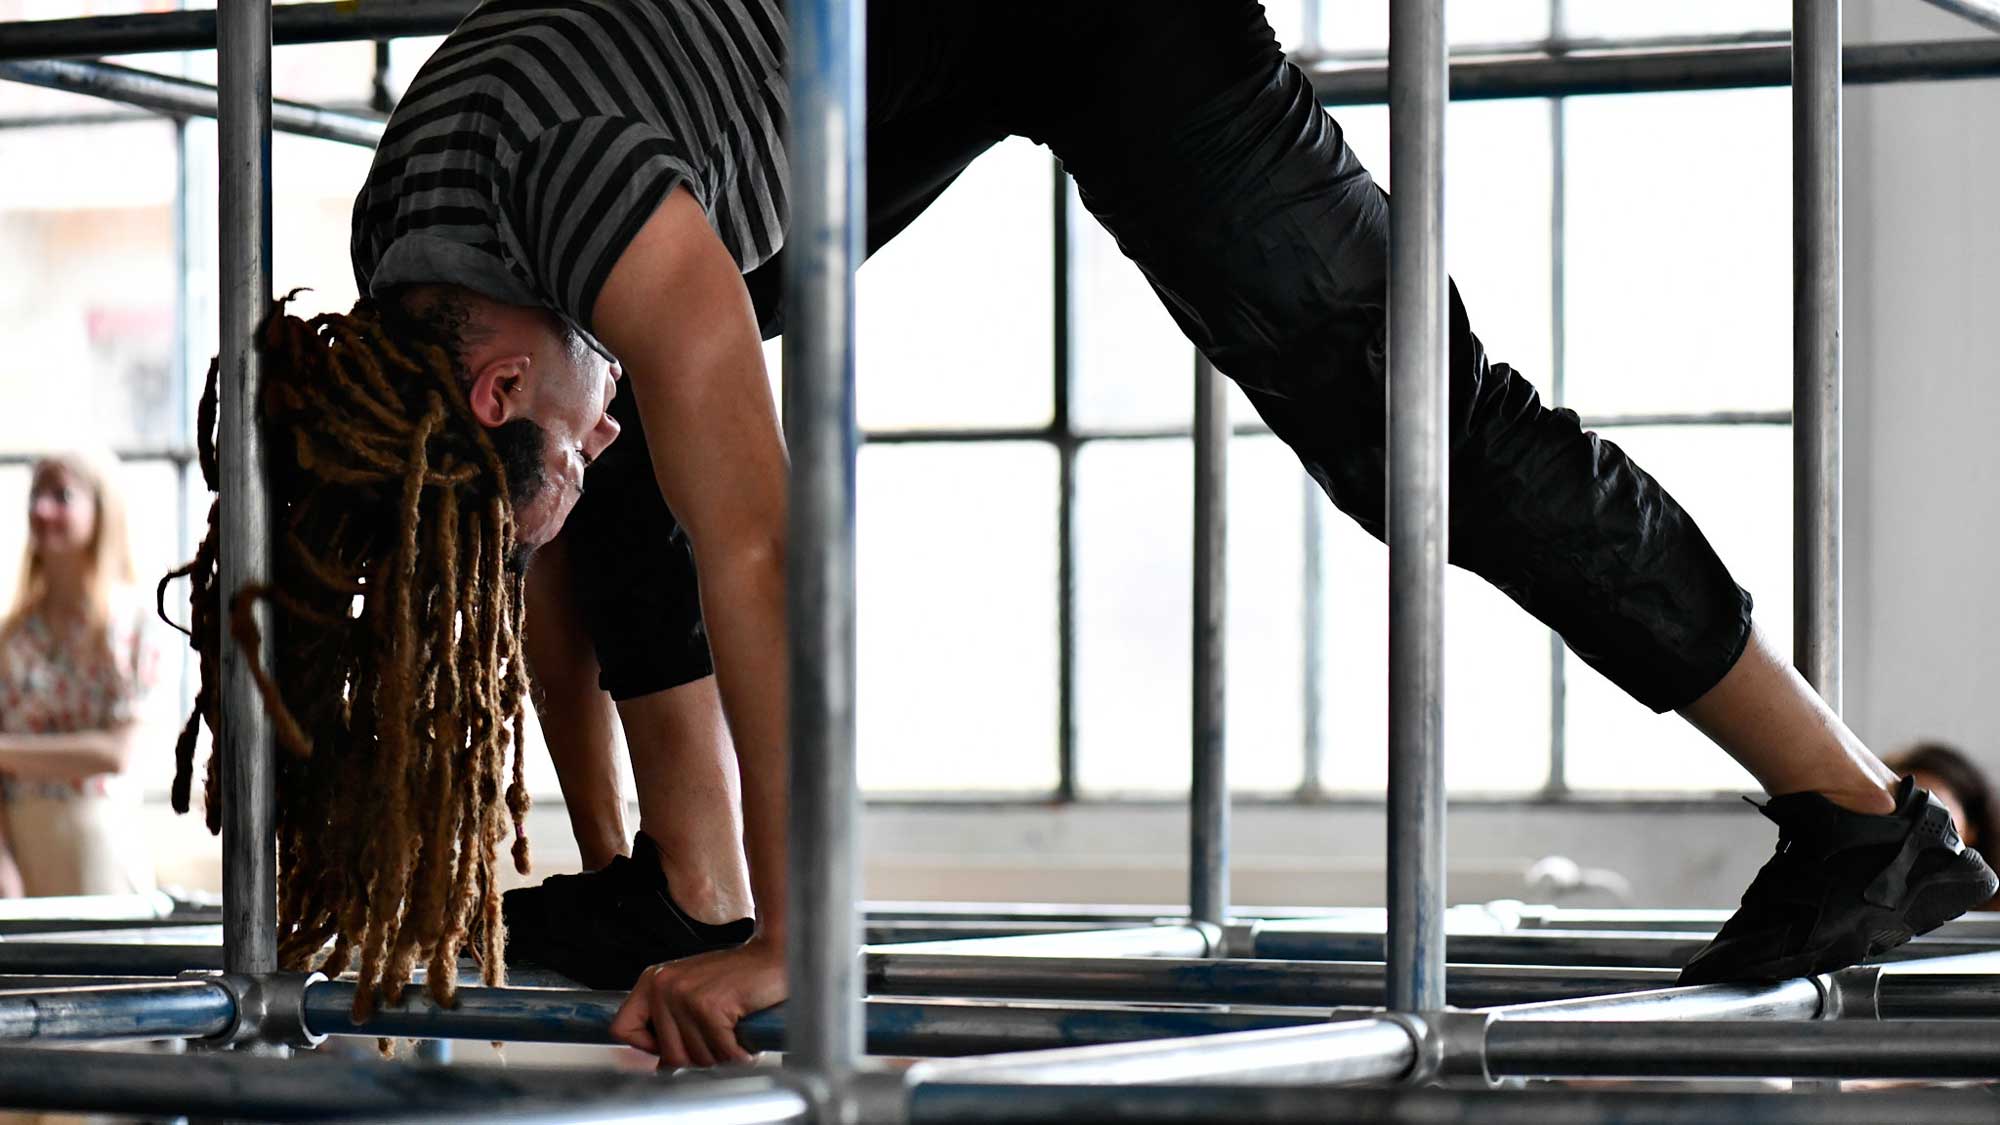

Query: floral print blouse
[{"left": 0, "top": 593, "right": 162, "bottom": 800}]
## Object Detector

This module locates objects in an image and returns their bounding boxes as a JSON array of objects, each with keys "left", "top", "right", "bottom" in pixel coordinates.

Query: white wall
[{"left": 1844, "top": 2, "right": 2000, "bottom": 776}]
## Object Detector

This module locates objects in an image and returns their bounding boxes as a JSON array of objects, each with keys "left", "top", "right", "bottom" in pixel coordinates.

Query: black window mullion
[{"left": 1054, "top": 157, "right": 1079, "bottom": 804}]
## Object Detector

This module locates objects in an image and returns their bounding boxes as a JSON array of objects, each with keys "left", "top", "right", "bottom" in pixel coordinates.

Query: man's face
[{"left": 509, "top": 326, "right": 623, "bottom": 550}]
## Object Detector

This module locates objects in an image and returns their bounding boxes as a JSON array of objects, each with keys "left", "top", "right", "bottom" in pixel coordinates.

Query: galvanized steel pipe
[
  {"left": 216, "top": 0, "right": 279, "bottom": 982},
  {"left": 1485, "top": 1018, "right": 2000, "bottom": 1079},
  {"left": 1793, "top": 0, "right": 1843, "bottom": 706},
  {"left": 0, "top": 982, "right": 233, "bottom": 1042},
  {"left": 1385, "top": 0, "right": 1450, "bottom": 1016},
  {"left": 782, "top": 0, "right": 866, "bottom": 1082},
  {"left": 0, "top": 59, "right": 384, "bottom": 147}
]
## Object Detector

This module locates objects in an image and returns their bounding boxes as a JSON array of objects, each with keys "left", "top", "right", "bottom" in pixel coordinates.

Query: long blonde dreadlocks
[{"left": 163, "top": 292, "right": 535, "bottom": 1018}]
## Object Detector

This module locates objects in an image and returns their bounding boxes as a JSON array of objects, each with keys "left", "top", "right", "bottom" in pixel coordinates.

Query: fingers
[
  {"left": 648, "top": 972, "right": 696, "bottom": 1070},
  {"left": 691, "top": 993, "right": 753, "bottom": 1065},
  {"left": 613, "top": 950, "right": 769, "bottom": 1070},
  {"left": 609, "top": 967, "right": 660, "bottom": 1055}
]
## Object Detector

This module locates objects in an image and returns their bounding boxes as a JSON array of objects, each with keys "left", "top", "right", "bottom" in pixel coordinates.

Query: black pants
[{"left": 570, "top": 0, "right": 1752, "bottom": 712}]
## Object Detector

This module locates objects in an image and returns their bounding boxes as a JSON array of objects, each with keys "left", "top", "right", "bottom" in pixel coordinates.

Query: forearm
[
  {"left": 0, "top": 731, "right": 130, "bottom": 781},
  {"left": 695, "top": 549, "right": 789, "bottom": 940}
]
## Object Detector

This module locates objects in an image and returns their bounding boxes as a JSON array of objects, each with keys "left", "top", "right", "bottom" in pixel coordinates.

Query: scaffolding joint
[
  {"left": 1819, "top": 965, "right": 1884, "bottom": 1021},
  {"left": 182, "top": 970, "right": 325, "bottom": 1049},
  {"left": 1377, "top": 1010, "right": 1440, "bottom": 1086},
  {"left": 788, "top": 1062, "right": 909, "bottom": 1125},
  {"left": 1432, "top": 1009, "right": 1497, "bottom": 1087},
  {"left": 1216, "top": 920, "right": 1260, "bottom": 959}
]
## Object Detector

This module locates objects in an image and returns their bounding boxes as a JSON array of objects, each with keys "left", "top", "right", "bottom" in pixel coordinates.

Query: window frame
[{"left": 858, "top": 48, "right": 1792, "bottom": 807}]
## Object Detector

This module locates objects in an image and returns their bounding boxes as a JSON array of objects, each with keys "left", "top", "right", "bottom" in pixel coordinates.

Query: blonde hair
[{"left": 5, "top": 448, "right": 136, "bottom": 637}]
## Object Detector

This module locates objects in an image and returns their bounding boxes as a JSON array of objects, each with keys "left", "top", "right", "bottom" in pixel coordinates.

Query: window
[
  {"left": 850, "top": 2, "right": 1794, "bottom": 799},
  {"left": 1, "top": 4, "right": 1803, "bottom": 805}
]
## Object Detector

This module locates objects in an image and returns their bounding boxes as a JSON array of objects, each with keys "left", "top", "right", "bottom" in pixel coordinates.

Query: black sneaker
[
  {"left": 1678, "top": 776, "right": 1998, "bottom": 985},
  {"left": 502, "top": 832, "right": 754, "bottom": 990}
]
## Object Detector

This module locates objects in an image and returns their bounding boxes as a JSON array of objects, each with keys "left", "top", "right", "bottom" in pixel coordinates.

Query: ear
[{"left": 465, "top": 354, "right": 534, "bottom": 427}]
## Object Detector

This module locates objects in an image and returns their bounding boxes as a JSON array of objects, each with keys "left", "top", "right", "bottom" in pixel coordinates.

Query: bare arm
[
  {"left": 0, "top": 726, "right": 144, "bottom": 781},
  {"left": 592, "top": 187, "right": 791, "bottom": 1068}
]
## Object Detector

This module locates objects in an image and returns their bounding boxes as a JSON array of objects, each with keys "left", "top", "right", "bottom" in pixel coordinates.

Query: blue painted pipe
[
  {"left": 303, "top": 981, "right": 1318, "bottom": 1056},
  {"left": 0, "top": 981, "right": 234, "bottom": 1041}
]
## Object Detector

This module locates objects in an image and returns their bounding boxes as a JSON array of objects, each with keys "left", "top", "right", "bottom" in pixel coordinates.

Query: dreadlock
[{"left": 162, "top": 291, "right": 539, "bottom": 1018}]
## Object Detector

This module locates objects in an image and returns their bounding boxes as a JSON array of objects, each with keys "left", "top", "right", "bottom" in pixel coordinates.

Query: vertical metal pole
[
  {"left": 1544, "top": 0, "right": 1571, "bottom": 798},
  {"left": 1191, "top": 354, "right": 1229, "bottom": 928},
  {"left": 217, "top": 0, "right": 278, "bottom": 979},
  {"left": 1298, "top": 0, "right": 1327, "bottom": 805},
  {"left": 1386, "top": 0, "right": 1449, "bottom": 1014},
  {"left": 783, "top": 0, "right": 865, "bottom": 1081},
  {"left": 1794, "top": 0, "right": 1842, "bottom": 712}
]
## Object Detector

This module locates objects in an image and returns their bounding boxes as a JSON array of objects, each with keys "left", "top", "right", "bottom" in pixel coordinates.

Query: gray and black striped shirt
[{"left": 351, "top": 0, "right": 788, "bottom": 355}]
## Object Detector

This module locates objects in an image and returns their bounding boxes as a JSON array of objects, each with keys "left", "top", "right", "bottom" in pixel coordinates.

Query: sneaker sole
[{"left": 1709, "top": 852, "right": 1999, "bottom": 982}]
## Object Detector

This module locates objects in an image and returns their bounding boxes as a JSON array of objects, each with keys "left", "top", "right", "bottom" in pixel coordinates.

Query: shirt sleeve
[
  {"left": 499, "top": 116, "right": 709, "bottom": 333},
  {"left": 104, "top": 604, "right": 164, "bottom": 727}
]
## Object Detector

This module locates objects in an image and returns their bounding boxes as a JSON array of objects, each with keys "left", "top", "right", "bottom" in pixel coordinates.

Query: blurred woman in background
[
  {"left": 0, "top": 450, "right": 160, "bottom": 896},
  {"left": 1885, "top": 742, "right": 2000, "bottom": 911}
]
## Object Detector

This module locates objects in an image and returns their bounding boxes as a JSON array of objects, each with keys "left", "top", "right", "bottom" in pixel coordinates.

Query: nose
[
  {"left": 589, "top": 411, "right": 622, "bottom": 459},
  {"left": 608, "top": 363, "right": 624, "bottom": 383}
]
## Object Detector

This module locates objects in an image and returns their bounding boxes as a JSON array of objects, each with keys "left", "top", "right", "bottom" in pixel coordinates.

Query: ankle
[
  {"left": 1816, "top": 783, "right": 1898, "bottom": 817},
  {"left": 646, "top": 845, "right": 753, "bottom": 924}
]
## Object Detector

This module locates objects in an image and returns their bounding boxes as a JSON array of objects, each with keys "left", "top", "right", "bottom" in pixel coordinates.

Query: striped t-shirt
[{"left": 350, "top": 0, "right": 788, "bottom": 356}]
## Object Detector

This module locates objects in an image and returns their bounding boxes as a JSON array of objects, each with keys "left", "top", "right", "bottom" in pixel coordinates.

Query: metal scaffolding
[{"left": 0, "top": 0, "right": 1995, "bottom": 1121}]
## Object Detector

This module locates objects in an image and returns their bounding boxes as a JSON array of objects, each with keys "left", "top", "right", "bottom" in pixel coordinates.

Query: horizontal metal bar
[
  {"left": 1878, "top": 973, "right": 2000, "bottom": 1019},
  {"left": 1308, "top": 37, "right": 2000, "bottom": 104},
  {"left": 0, "top": 915, "right": 220, "bottom": 938},
  {"left": 1295, "top": 29, "right": 1793, "bottom": 66},
  {"left": 303, "top": 981, "right": 1319, "bottom": 1054},
  {"left": 909, "top": 1018, "right": 1415, "bottom": 1086},
  {"left": 363, "top": 1085, "right": 813, "bottom": 1125},
  {"left": 0, "top": 448, "right": 194, "bottom": 468},
  {"left": 1486, "top": 1018, "right": 2000, "bottom": 1078},
  {"left": 1483, "top": 978, "right": 1825, "bottom": 1022},
  {"left": 1249, "top": 925, "right": 2000, "bottom": 967},
  {"left": 865, "top": 920, "right": 1127, "bottom": 944},
  {"left": 0, "top": 109, "right": 155, "bottom": 129},
  {"left": 0, "top": 976, "right": 164, "bottom": 991},
  {"left": 304, "top": 982, "right": 625, "bottom": 1046},
  {"left": 0, "top": 1, "right": 475, "bottom": 62},
  {"left": 0, "top": 944, "right": 221, "bottom": 976},
  {"left": 0, "top": 923, "right": 222, "bottom": 944},
  {"left": 861, "top": 408, "right": 1778, "bottom": 451},
  {"left": 0, "top": 1045, "right": 779, "bottom": 1121},
  {"left": 1584, "top": 410, "right": 1791, "bottom": 428},
  {"left": 0, "top": 981, "right": 233, "bottom": 1041},
  {"left": 907, "top": 1085, "right": 2000, "bottom": 1125},
  {"left": 868, "top": 925, "right": 1215, "bottom": 958},
  {"left": 867, "top": 953, "right": 1677, "bottom": 1008},
  {"left": 0, "top": 58, "right": 383, "bottom": 147},
  {"left": 1920, "top": 0, "right": 2000, "bottom": 36}
]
